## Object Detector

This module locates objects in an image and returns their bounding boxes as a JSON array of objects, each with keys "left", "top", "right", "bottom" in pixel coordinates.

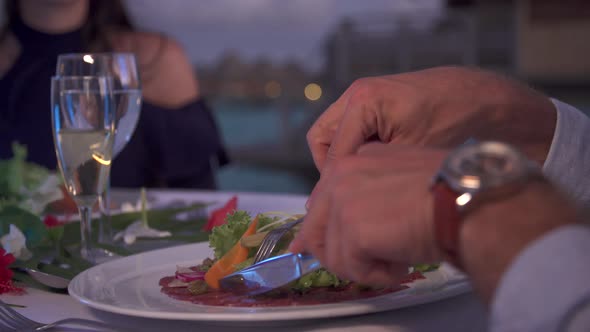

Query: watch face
[
  {"left": 443, "top": 141, "right": 530, "bottom": 191},
  {"left": 455, "top": 151, "right": 512, "bottom": 177}
]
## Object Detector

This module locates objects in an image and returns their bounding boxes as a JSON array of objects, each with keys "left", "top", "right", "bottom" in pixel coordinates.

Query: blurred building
[
  {"left": 199, "top": 0, "right": 589, "bottom": 193},
  {"left": 321, "top": 0, "right": 590, "bottom": 92},
  {"left": 196, "top": 0, "right": 590, "bottom": 101},
  {"left": 515, "top": 0, "right": 590, "bottom": 84},
  {"left": 197, "top": 51, "right": 314, "bottom": 102},
  {"left": 321, "top": 1, "right": 509, "bottom": 91}
]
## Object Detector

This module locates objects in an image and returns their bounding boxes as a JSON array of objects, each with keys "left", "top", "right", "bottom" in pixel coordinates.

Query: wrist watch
[{"left": 430, "top": 141, "right": 543, "bottom": 268}]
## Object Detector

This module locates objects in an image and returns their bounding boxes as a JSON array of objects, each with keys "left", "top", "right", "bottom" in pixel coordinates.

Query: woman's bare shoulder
[{"left": 111, "top": 30, "right": 199, "bottom": 107}]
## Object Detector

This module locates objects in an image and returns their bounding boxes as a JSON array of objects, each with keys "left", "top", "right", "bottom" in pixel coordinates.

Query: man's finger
[
  {"left": 322, "top": 197, "right": 345, "bottom": 276},
  {"left": 305, "top": 106, "right": 377, "bottom": 208},
  {"left": 306, "top": 95, "right": 350, "bottom": 171},
  {"left": 289, "top": 186, "right": 332, "bottom": 261},
  {"left": 323, "top": 105, "right": 375, "bottom": 168}
]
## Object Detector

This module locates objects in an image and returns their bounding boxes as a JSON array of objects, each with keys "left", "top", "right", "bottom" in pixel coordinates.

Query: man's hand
[
  {"left": 290, "top": 144, "right": 448, "bottom": 286},
  {"left": 307, "top": 66, "right": 556, "bottom": 176},
  {"left": 292, "top": 143, "right": 580, "bottom": 304}
]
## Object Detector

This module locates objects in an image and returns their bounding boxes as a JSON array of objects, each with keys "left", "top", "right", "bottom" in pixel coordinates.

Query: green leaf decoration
[
  {"left": 43, "top": 203, "right": 206, "bottom": 286},
  {"left": 0, "top": 205, "right": 47, "bottom": 247},
  {"left": 57, "top": 202, "right": 208, "bottom": 246},
  {"left": 1, "top": 146, "right": 217, "bottom": 293},
  {"left": 0, "top": 143, "right": 26, "bottom": 198},
  {"left": 4, "top": 197, "right": 212, "bottom": 293},
  {"left": 46, "top": 226, "right": 64, "bottom": 244}
]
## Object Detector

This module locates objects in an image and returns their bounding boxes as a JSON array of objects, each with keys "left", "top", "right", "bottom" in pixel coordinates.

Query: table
[{"left": 1, "top": 190, "right": 488, "bottom": 332}]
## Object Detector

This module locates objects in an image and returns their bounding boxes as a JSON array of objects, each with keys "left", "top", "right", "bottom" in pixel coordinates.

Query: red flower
[
  {"left": 0, "top": 248, "right": 23, "bottom": 295},
  {"left": 0, "top": 248, "right": 15, "bottom": 281},
  {"left": 0, "top": 280, "right": 24, "bottom": 295},
  {"left": 43, "top": 215, "right": 65, "bottom": 228},
  {"left": 203, "top": 196, "right": 238, "bottom": 231}
]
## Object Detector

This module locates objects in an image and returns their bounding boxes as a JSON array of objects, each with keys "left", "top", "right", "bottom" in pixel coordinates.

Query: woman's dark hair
[{"left": 1, "top": 0, "right": 134, "bottom": 50}]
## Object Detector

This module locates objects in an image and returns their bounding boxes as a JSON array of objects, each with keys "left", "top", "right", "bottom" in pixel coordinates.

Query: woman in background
[{"left": 0, "top": 0, "right": 228, "bottom": 189}]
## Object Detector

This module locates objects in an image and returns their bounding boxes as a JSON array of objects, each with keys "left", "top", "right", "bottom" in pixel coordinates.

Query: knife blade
[{"left": 219, "top": 252, "right": 321, "bottom": 296}]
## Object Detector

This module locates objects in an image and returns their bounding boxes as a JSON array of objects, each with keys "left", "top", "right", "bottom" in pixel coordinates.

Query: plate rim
[{"left": 68, "top": 242, "right": 472, "bottom": 322}]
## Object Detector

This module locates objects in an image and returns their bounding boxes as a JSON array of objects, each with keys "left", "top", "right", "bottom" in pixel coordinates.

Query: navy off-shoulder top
[{"left": 0, "top": 17, "right": 228, "bottom": 189}]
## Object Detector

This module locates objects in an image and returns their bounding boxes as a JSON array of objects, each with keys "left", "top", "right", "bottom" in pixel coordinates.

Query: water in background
[
  {"left": 211, "top": 100, "right": 314, "bottom": 194},
  {"left": 212, "top": 101, "right": 308, "bottom": 147},
  {"left": 211, "top": 94, "right": 590, "bottom": 194}
]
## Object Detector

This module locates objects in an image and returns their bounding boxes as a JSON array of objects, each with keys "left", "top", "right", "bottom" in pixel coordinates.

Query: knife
[{"left": 219, "top": 252, "right": 321, "bottom": 296}]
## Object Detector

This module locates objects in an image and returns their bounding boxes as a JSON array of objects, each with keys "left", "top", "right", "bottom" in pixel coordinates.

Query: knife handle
[{"left": 298, "top": 253, "right": 322, "bottom": 274}]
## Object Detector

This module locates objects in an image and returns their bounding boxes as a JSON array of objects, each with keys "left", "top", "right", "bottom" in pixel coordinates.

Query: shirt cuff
[
  {"left": 543, "top": 99, "right": 590, "bottom": 209},
  {"left": 490, "top": 225, "right": 590, "bottom": 332}
]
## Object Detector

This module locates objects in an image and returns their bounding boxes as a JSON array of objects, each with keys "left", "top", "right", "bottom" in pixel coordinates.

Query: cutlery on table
[
  {"left": 0, "top": 299, "right": 122, "bottom": 331},
  {"left": 253, "top": 216, "right": 304, "bottom": 264},
  {"left": 219, "top": 252, "right": 321, "bottom": 296},
  {"left": 12, "top": 267, "right": 70, "bottom": 290}
]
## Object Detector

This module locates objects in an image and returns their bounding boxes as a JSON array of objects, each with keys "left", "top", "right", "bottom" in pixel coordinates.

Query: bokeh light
[{"left": 304, "top": 83, "right": 322, "bottom": 101}]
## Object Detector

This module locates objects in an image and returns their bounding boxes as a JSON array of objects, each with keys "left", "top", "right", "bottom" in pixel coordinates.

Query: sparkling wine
[{"left": 55, "top": 129, "right": 114, "bottom": 206}]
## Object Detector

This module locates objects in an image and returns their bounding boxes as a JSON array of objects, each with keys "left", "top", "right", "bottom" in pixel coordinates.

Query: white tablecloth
[{"left": 0, "top": 190, "right": 488, "bottom": 331}]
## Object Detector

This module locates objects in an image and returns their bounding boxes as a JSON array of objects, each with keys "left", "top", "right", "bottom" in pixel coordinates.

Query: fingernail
[{"left": 305, "top": 199, "right": 311, "bottom": 210}]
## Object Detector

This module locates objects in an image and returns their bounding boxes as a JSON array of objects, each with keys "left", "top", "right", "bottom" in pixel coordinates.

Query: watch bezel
[{"left": 436, "top": 141, "right": 538, "bottom": 194}]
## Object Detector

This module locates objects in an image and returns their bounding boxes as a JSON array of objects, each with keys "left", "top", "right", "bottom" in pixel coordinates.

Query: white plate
[
  {"left": 69, "top": 241, "right": 471, "bottom": 322},
  {"left": 69, "top": 190, "right": 471, "bottom": 322}
]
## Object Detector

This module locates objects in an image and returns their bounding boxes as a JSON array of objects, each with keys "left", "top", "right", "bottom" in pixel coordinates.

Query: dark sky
[{"left": 126, "top": 0, "right": 443, "bottom": 69}]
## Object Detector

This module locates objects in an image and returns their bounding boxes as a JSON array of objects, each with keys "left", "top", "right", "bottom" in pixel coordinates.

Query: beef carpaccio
[{"left": 159, "top": 266, "right": 425, "bottom": 307}]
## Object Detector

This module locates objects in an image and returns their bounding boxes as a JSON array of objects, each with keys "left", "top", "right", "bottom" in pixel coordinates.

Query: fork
[
  {"left": 253, "top": 216, "right": 304, "bottom": 264},
  {"left": 0, "top": 299, "right": 120, "bottom": 331}
]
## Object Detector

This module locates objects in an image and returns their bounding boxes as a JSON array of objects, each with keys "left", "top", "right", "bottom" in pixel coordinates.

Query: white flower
[
  {"left": 120, "top": 199, "right": 151, "bottom": 213},
  {"left": 19, "top": 174, "right": 64, "bottom": 214},
  {"left": 0, "top": 224, "right": 33, "bottom": 260},
  {"left": 113, "top": 220, "right": 171, "bottom": 245}
]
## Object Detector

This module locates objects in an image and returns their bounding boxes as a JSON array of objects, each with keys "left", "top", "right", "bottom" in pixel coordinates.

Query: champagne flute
[
  {"left": 56, "top": 53, "right": 142, "bottom": 243},
  {"left": 51, "top": 76, "right": 115, "bottom": 263}
]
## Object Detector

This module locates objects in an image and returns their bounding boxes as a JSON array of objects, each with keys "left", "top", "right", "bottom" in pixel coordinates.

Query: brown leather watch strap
[{"left": 431, "top": 181, "right": 463, "bottom": 269}]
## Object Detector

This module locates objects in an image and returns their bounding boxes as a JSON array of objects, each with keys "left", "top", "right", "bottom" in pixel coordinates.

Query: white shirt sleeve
[
  {"left": 490, "top": 225, "right": 590, "bottom": 332},
  {"left": 490, "top": 100, "right": 590, "bottom": 331},
  {"left": 542, "top": 99, "right": 590, "bottom": 209}
]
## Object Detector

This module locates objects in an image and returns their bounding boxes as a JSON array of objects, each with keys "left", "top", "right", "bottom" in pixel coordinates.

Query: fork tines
[{"left": 252, "top": 217, "right": 304, "bottom": 264}]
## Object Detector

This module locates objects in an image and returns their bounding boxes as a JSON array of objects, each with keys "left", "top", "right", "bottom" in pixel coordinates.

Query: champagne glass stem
[
  {"left": 98, "top": 180, "right": 113, "bottom": 244},
  {"left": 78, "top": 204, "right": 94, "bottom": 263}
]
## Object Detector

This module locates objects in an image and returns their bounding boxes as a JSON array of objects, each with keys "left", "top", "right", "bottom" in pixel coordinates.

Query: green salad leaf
[
  {"left": 293, "top": 269, "right": 344, "bottom": 291},
  {"left": 208, "top": 210, "right": 276, "bottom": 259},
  {"left": 412, "top": 263, "right": 440, "bottom": 273},
  {"left": 208, "top": 210, "right": 345, "bottom": 291},
  {"left": 208, "top": 210, "right": 442, "bottom": 292}
]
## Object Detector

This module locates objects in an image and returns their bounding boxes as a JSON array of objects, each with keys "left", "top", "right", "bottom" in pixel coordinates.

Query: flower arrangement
[
  {"left": 0, "top": 248, "right": 23, "bottom": 294},
  {"left": 0, "top": 143, "right": 64, "bottom": 294},
  {"left": 0, "top": 143, "right": 210, "bottom": 294}
]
